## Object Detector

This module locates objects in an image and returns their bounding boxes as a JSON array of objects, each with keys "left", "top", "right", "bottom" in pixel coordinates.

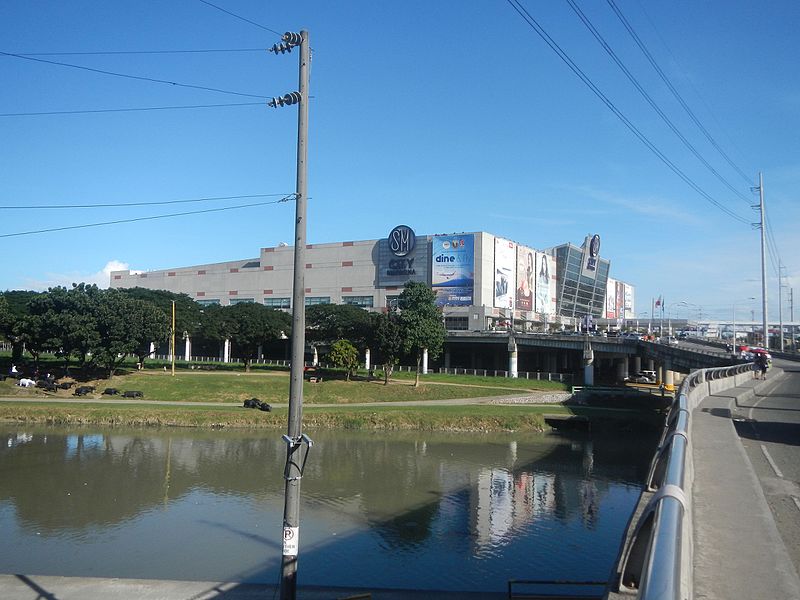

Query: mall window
[
  {"left": 305, "top": 296, "right": 331, "bottom": 306},
  {"left": 229, "top": 298, "right": 255, "bottom": 305},
  {"left": 343, "top": 296, "right": 374, "bottom": 308},
  {"left": 264, "top": 297, "right": 291, "bottom": 309},
  {"left": 197, "top": 299, "right": 220, "bottom": 306},
  {"left": 445, "top": 316, "right": 468, "bottom": 331},
  {"left": 386, "top": 295, "right": 401, "bottom": 309}
]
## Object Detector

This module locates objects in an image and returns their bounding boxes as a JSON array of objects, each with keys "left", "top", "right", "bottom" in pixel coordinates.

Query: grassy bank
[
  {"left": 0, "top": 401, "right": 568, "bottom": 432},
  {"left": 0, "top": 368, "right": 567, "bottom": 404}
]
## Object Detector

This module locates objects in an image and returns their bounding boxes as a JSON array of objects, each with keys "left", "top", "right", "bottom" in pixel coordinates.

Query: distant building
[{"left": 110, "top": 227, "right": 633, "bottom": 332}]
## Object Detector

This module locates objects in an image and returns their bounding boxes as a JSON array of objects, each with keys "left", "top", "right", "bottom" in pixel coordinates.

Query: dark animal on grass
[
  {"left": 243, "top": 398, "right": 271, "bottom": 412},
  {"left": 73, "top": 386, "right": 95, "bottom": 396},
  {"left": 102, "top": 388, "right": 120, "bottom": 396},
  {"left": 36, "top": 380, "right": 58, "bottom": 392},
  {"left": 122, "top": 391, "right": 143, "bottom": 398},
  {"left": 59, "top": 381, "right": 74, "bottom": 389}
]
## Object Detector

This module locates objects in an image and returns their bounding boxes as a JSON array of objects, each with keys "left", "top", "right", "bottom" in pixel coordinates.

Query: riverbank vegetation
[{"left": 0, "top": 401, "right": 566, "bottom": 432}]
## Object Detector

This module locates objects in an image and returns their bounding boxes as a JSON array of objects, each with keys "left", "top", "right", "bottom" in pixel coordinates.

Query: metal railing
[{"left": 614, "top": 362, "right": 753, "bottom": 599}]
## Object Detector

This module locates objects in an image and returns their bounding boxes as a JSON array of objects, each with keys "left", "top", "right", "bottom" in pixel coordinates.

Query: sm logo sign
[{"left": 388, "top": 225, "right": 416, "bottom": 257}]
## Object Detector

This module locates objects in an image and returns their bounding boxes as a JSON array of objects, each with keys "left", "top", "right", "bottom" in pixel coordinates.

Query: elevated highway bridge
[{"left": 443, "top": 331, "right": 733, "bottom": 387}]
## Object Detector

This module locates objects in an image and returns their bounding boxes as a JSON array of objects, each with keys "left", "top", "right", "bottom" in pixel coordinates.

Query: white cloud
[{"left": 21, "top": 260, "right": 130, "bottom": 291}]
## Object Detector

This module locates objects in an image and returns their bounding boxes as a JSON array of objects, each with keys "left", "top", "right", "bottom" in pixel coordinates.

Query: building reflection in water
[{"left": 0, "top": 427, "right": 654, "bottom": 591}]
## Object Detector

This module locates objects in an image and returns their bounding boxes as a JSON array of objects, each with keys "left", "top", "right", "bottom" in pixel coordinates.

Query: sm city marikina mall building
[{"left": 110, "top": 226, "right": 635, "bottom": 334}]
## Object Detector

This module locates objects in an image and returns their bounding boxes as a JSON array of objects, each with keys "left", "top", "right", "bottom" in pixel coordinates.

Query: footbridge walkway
[{"left": 605, "top": 356, "right": 800, "bottom": 600}]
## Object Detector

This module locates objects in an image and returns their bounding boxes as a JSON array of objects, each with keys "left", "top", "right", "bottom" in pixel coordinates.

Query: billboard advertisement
[
  {"left": 580, "top": 234, "right": 602, "bottom": 280},
  {"left": 516, "top": 245, "right": 535, "bottom": 312},
  {"left": 605, "top": 277, "right": 617, "bottom": 319},
  {"left": 494, "top": 237, "right": 516, "bottom": 310},
  {"left": 624, "top": 283, "right": 634, "bottom": 318},
  {"left": 431, "top": 234, "right": 474, "bottom": 306},
  {"left": 535, "top": 252, "right": 556, "bottom": 315}
]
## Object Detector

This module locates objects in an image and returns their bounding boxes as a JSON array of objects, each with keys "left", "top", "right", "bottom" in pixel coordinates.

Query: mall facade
[{"left": 109, "top": 226, "right": 634, "bottom": 332}]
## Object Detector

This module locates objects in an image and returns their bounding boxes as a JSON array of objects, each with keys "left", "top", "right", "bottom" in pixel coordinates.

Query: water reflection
[{"left": 0, "top": 426, "right": 655, "bottom": 592}]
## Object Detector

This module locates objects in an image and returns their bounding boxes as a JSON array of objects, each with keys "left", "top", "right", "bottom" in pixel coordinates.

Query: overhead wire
[
  {"left": 0, "top": 193, "right": 293, "bottom": 210},
  {"left": 0, "top": 51, "right": 268, "bottom": 99},
  {"left": 0, "top": 102, "right": 263, "bottom": 117},
  {"left": 631, "top": 0, "right": 754, "bottom": 187},
  {"left": 605, "top": 0, "right": 755, "bottom": 194},
  {"left": 505, "top": 0, "right": 750, "bottom": 225},
  {"left": 196, "top": 0, "right": 284, "bottom": 36},
  {"left": 0, "top": 195, "right": 296, "bottom": 239},
  {"left": 566, "top": 0, "right": 753, "bottom": 207},
  {"left": 14, "top": 49, "right": 264, "bottom": 56}
]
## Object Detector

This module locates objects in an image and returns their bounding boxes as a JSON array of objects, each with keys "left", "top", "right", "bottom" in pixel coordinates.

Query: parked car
[{"left": 627, "top": 370, "right": 657, "bottom": 384}]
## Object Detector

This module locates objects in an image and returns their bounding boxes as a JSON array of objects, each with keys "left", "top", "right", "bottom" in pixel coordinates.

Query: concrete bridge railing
[{"left": 606, "top": 362, "right": 755, "bottom": 600}]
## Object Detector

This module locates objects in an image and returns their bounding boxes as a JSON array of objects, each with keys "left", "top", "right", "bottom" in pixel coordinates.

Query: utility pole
[
  {"left": 791, "top": 288, "right": 795, "bottom": 352},
  {"left": 756, "top": 172, "right": 769, "bottom": 349},
  {"left": 779, "top": 261, "right": 786, "bottom": 352},
  {"left": 171, "top": 300, "right": 176, "bottom": 376},
  {"left": 268, "top": 30, "right": 312, "bottom": 600}
]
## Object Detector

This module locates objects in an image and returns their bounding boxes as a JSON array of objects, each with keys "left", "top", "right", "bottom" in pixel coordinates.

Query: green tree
[
  {"left": 327, "top": 339, "right": 360, "bottom": 381},
  {"left": 372, "top": 310, "right": 403, "bottom": 385},
  {"left": 398, "top": 282, "right": 446, "bottom": 387},
  {"left": 91, "top": 289, "right": 144, "bottom": 377},
  {"left": 30, "top": 284, "right": 102, "bottom": 368},
  {"left": 118, "top": 288, "right": 202, "bottom": 339},
  {"left": 1, "top": 290, "right": 41, "bottom": 361},
  {"left": 15, "top": 312, "right": 55, "bottom": 369},
  {"left": 127, "top": 300, "right": 171, "bottom": 367},
  {"left": 306, "top": 304, "right": 372, "bottom": 349},
  {"left": 224, "top": 303, "right": 292, "bottom": 372},
  {"left": 0, "top": 296, "right": 13, "bottom": 341}
]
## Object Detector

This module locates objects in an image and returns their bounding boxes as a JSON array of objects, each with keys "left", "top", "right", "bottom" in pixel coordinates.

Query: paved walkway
[
  {"left": 692, "top": 364, "right": 800, "bottom": 600},
  {"left": 0, "top": 575, "right": 504, "bottom": 599}
]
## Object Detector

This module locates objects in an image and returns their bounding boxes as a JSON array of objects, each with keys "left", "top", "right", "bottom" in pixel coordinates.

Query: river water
[{"left": 0, "top": 425, "right": 656, "bottom": 595}]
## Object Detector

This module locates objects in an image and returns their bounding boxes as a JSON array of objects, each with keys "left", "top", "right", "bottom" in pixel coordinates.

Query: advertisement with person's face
[
  {"left": 535, "top": 252, "right": 555, "bottom": 315},
  {"left": 516, "top": 245, "right": 535, "bottom": 312},
  {"left": 606, "top": 277, "right": 617, "bottom": 319}
]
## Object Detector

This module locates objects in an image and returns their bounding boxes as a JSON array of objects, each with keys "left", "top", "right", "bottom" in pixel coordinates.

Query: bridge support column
[
  {"left": 663, "top": 359, "right": 675, "bottom": 391},
  {"left": 561, "top": 352, "right": 569, "bottom": 370},
  {"left": 422, "top": 348, "right": 429, "bottom": 375},
  {"left": 547, "top": 353, "right": 558, "bottom": 374},
  {"left": 632, "top": 355, "right": 641, "bottom": 374},
  {"left": 646, "top": 358, "right": 655, "bottom": 371},
  {"left": 444, "top": 350, "right": 451, "bottom": 368},
  {"left": 508, "top": 337, "right": 518, "bottom": 378},
  {"left": 616, "top": 357, "right": 629, "bottom": 383},
  {"left": 665, "top": 368, "right": 675, "bottom": 390},
  {"left": 583, "top": 338, "right": 594, "bottom": 386}
]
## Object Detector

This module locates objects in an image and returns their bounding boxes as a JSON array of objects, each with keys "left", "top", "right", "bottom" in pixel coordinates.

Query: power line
[
  {"left": 505, "top": 0, "right": 750, "bottom": 225},
  {"left": 567, "top": 0, "right": 752, "bottom": 207},
  {"left": 606, "top": 0, "right": 754, "bottom": 192},
  {"left": 0, "top": 195, "right": 295, "bottom": 239},
  {"left": 14, "top": 48, "right": 264, "bottom": 56},
  {"left": 626, "top": 0, "right": 755, "bottom": 188},
  {"left": 196, "top": 0, "right": 283, "bottom": 36},
  {"left": 0, "top": 51, "right": 268, "bottom": 99},
  {"left": 0, "top": 193, "right": 293, "bottom": 210},
  {"left": 0, "top": 102, "right": 263, "bottom": 118}
]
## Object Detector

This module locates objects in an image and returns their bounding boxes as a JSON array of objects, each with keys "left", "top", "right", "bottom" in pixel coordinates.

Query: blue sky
[{"left": 1, "top": 0, "right": 797, "bottom": 322}]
